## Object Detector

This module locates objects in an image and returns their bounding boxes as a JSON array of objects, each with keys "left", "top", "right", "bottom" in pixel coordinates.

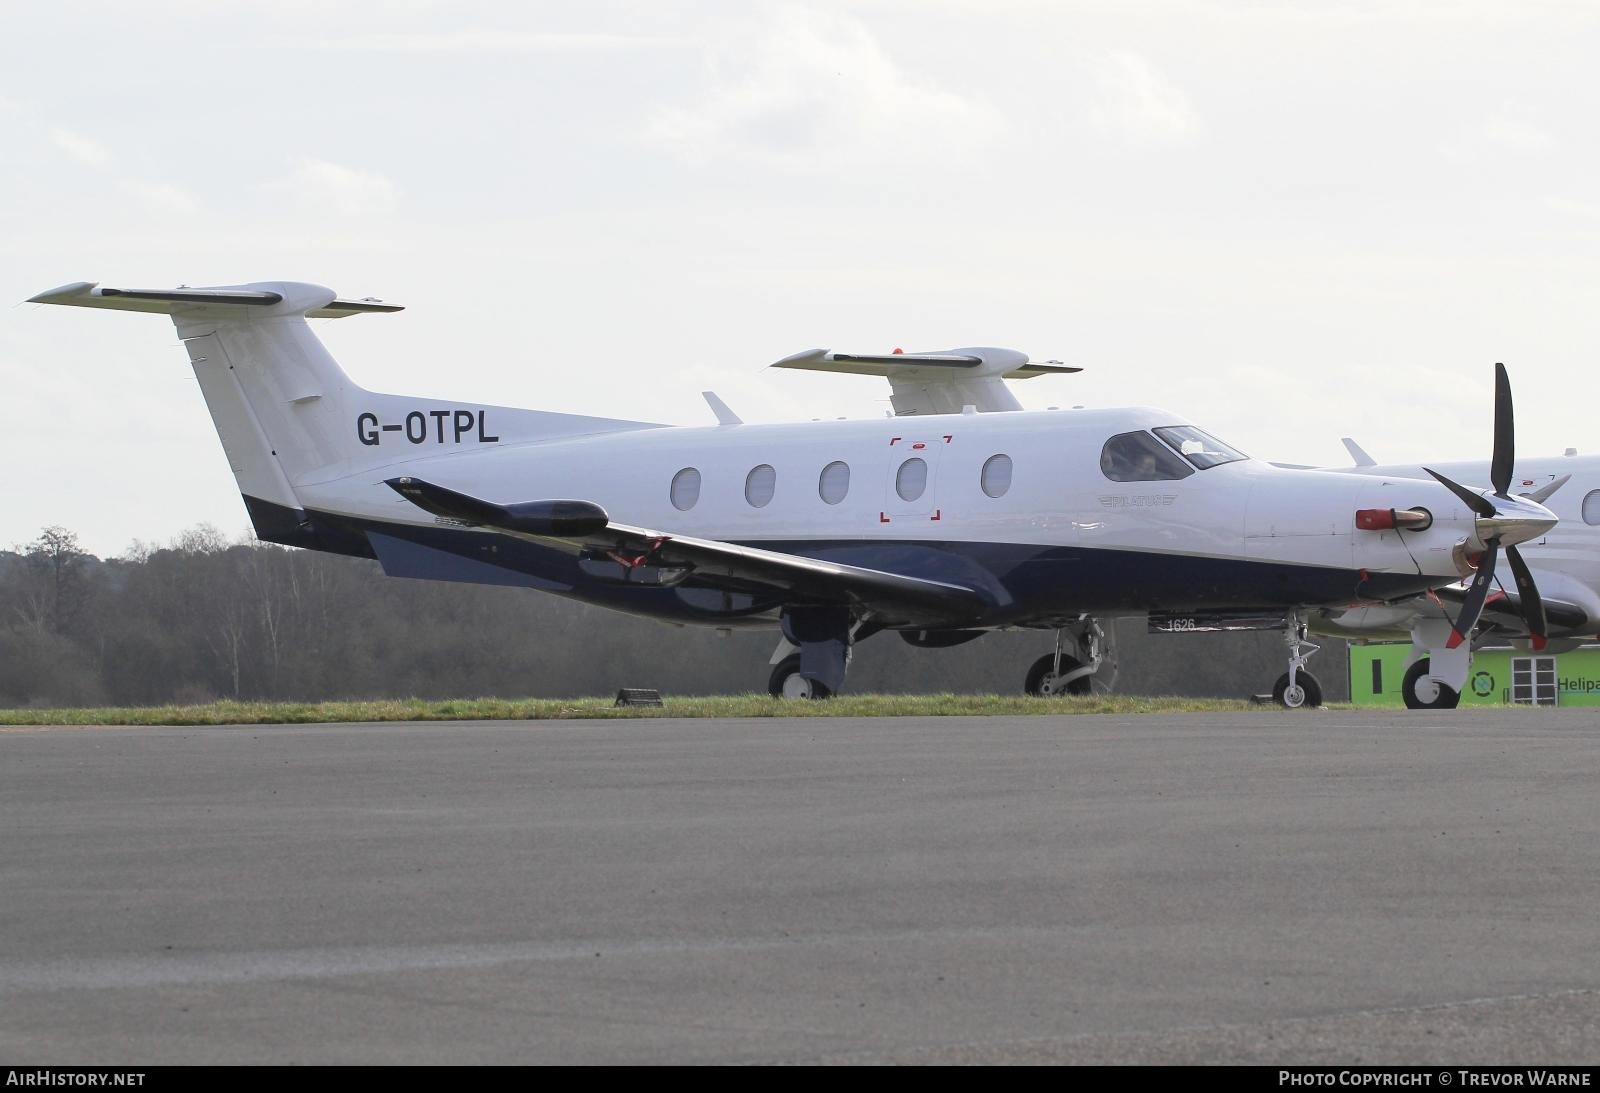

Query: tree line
[{"left": 0, "top": 525, "right": 1345, "bottom": 708}]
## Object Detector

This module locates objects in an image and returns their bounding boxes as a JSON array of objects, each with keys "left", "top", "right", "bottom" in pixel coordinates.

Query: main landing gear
[
  {"left": 769, "top": 653, "right": 832, "bottom": 699},
  {"left": 767, "top": 605, "right": 854, "bottom": 699},
  {"left": 1025, "top": 619, "right": 1109, "bottom": 697},
  {"left": 1272, "top": 612, "right": 1323, "bottom": 709}
]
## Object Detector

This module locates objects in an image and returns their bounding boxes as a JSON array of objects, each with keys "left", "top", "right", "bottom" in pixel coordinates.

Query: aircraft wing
[
  {"left": 1432, "top": 585, "right": 1592, "bottom": 634},
  {"left": 386, "top": 477, "right": 990, "bottom": 623}
]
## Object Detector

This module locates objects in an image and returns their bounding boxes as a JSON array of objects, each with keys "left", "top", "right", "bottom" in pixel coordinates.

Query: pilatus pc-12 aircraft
[
  {"left": 29, "top": 280, "right": 1560, "bottom": 707},
  {"left": 1304, "top": 441, "right": 1600, "bottom": 709}
]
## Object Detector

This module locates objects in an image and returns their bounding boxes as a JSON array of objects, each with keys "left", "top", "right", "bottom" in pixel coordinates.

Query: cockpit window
[
  {"left": 1100, "top": 431, "right": 1195, "bottom": 482},
  {"left": 1152, "top": 426, "right": 1247, "bottom": 470}
]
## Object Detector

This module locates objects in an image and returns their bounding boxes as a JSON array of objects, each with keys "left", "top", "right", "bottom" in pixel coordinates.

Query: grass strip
[{"left": 0, "top": 693, "right": 1267, "bottom": 725}]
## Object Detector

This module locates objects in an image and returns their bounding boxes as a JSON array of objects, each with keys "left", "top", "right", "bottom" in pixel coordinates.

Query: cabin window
[
  {"left": 1584, "top": 489, "right": 1600, "bottom": 526},
  {"left": 819, "top": 461, "right": 850, "bottom": 505},
  {"left": 981, "top": 454, "right": 1013, "bottom": 498},
  {"left": 745, "top": 464, "right": 776, "bottom": 508},
  {"left": 670, "top": 467, "right": 701, "bottom": 511},
  {"left": 1151, "top": 425, "right": 1247, "bottom": 470},
  {"left": 1100, "top": 431, "right": 1194, "bottom": 482},
  {"left": 895, "top": 458, "right": 928, "bottom": 502}
]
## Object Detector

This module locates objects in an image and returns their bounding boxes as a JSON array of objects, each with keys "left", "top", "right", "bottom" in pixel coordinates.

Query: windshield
[
  {"left": 1100, "top": 431, "right": 1194, "bottom": 482},
  {"left": 1152, "top": 426, "right": 1248, "bottom": 470}
]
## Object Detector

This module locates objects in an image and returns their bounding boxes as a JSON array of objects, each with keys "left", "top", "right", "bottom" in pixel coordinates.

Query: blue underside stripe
[{"left": 244, "top": 495, "right": 1440, "bottom": 627}]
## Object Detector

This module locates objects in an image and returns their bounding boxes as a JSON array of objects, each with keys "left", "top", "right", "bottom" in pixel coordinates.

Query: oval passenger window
[
  {"left": 981, "top": 454, "right": 1012, "bottom": 498},
  {"left": 896, "top": 458, "right": 927, "bottom": 502},
  {"left": 670, "top": 467, "right": 701, "bottom": 511},
  {"left": 745, "top": 464, "right": 776, "bottom": 508},
  {"left": 819, "top": 461, "right": 850, "bottom": 505},
  {"left": 1583, "top": 489, "right": 1600, "bottom": 526}
]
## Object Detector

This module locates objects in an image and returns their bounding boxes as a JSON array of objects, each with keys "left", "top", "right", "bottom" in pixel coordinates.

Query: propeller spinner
[{"left": 1423, "top": 363, "right": 1557, "bottom": 651}]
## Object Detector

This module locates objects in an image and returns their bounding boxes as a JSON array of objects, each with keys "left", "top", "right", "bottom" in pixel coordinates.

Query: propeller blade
[
  {"left": 1425, "top": 467, "right": 1497, "bottom": 518},
  {"left": 1505, "top": 545, "right": 1549, "bottom": 651},
  {"left": 1491, "top": 361, "right": 1514, "bottom": 498},
  {"left": 1521, "top": 474, "right": 1571, "bottom": 505},
  {"left": 1446, "top": 539, "right": 1500, "bottom": 650}
]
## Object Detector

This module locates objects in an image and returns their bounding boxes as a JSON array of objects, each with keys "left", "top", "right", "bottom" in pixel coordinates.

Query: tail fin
[{"left": 30, "top": 281, "right": 660, "bottom": 545}]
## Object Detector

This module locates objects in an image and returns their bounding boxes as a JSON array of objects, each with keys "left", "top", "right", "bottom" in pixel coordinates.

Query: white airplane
[
  {"left": 1306, "top": 437, "right": 1600, "bottom": 708},
  {"left": 27, "top": 279, "right": 1562, "bottom": 707}
]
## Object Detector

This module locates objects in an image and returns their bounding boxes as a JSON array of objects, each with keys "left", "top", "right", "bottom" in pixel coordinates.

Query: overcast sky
[{"left": 5, "top": 1, "right": 1599, "bottom": 557}]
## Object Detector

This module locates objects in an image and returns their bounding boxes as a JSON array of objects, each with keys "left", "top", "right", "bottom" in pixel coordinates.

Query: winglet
[
  {"left": 1341, "top": 437, "right": 1377, "bottom": 467},
  {"left": 702, "top": 391, "right": 743, "bottom": 426}
]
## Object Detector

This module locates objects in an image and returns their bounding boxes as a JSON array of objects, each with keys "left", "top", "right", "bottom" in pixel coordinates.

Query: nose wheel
[
  {"left": 1272, "top": 671, "right": 1322, "bottom": 709},
  {"left": 1274, "top": 612, "right": 1323, "bottom": 709}
]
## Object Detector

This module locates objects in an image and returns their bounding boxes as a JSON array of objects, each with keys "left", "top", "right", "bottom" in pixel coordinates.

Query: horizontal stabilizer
[
  {"left": 29, "top": 281, "right": 402, "bottom": 319},
  {"left": 772, "top": 346, "right": 1079, "bottom": 416},
  {"left": 773, "top": 346, "right": 1079, "bottom": 380},
  {"left": 386, "top": 478, "right": 610, "bottom": 537}
]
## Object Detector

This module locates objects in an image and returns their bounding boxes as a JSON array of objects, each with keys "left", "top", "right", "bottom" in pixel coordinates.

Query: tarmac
[{"left": 2, "top": 709, "right": 1599, "bottom": 1065}]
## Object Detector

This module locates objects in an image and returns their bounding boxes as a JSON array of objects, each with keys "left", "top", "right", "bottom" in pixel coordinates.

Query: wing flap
[{"left": 385, "top": 477, "right": 989, "bottom": 621}]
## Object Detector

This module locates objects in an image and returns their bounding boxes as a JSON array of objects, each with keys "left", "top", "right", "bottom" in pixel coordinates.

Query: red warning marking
[
  {"left": 889, "top": 437, "right": 901, "bottom": 446},
  {"left": 879, "top": 512, "right": 891, "bottom": 523},
  {"left": 911, "top": 442, "right": 926, "bottom": 450},
  {"left": 930, "top": 510, "right": 941, "bottom": 521},
  {"left": 942, "top": 435, "right": 953, "bottom": 443}
]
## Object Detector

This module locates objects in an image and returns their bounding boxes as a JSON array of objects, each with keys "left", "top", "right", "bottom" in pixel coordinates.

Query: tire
[
  {"left": 1025, "top": 653, "right": 1092, "bottom": 697},
  {"left": 1401, "top": 658, "right": 1460, "bottom": 710},
  {"left": 1272, "top": 671, "right": 1323, "bottom": 709},
  {"left": 768, "top": 654, "right": 833, "bottom": 700}
]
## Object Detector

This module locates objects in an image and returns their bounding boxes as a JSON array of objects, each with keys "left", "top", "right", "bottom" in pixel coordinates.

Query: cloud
[
  {"left": 268, "top": 158, "right": 401, "bottom": 215},
  {"left": 316, "top": 29, "right": 667, "bottom": 54},
  {"left": 1480, "top": 104, "right": 1555, "bottom": 153},
  {"left": 647, "top": 6, "right": 1003, "bottom": 164},
  {"left": 120, "top": 178, "right": 200, "bottom": 214},
  {"left": 1440, "top": 102, "right": 1555, "bottom": 161},
  {"left": 49, "top": 127, "right": 115, "bottom": 170},
  {"left": 41, "top": 124, "right": 200, "bottom": 209},
  {"left": 1086, "top": 51, "right": 1204, "bottom": 148},
  {"left": 1543, "top": 195, "right": 1600, "bottom": 221}
]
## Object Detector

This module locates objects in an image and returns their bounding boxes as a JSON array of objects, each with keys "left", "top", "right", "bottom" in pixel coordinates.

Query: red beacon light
[{"left": 1355, "top": 507, "right": 1433, "bottom": 531}]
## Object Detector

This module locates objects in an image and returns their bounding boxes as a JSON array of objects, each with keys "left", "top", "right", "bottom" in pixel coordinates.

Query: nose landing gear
[{"left": 1272, "top": 612, "right": 1323, "bottom": 709}]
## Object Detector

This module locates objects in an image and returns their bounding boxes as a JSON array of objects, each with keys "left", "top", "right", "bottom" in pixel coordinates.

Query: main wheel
[
  {"left": 1025, "top": 653, "right": 1092, "bottom": 697},
  {"left": 1401, "top": 658, "right": 1460, "bottom": 709},
  {"left": 1272, "top": 671, "right": 1323, "bottom": 709},
  {"left": 768, "top": 654, "right": 833, "bottom": 700}
]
